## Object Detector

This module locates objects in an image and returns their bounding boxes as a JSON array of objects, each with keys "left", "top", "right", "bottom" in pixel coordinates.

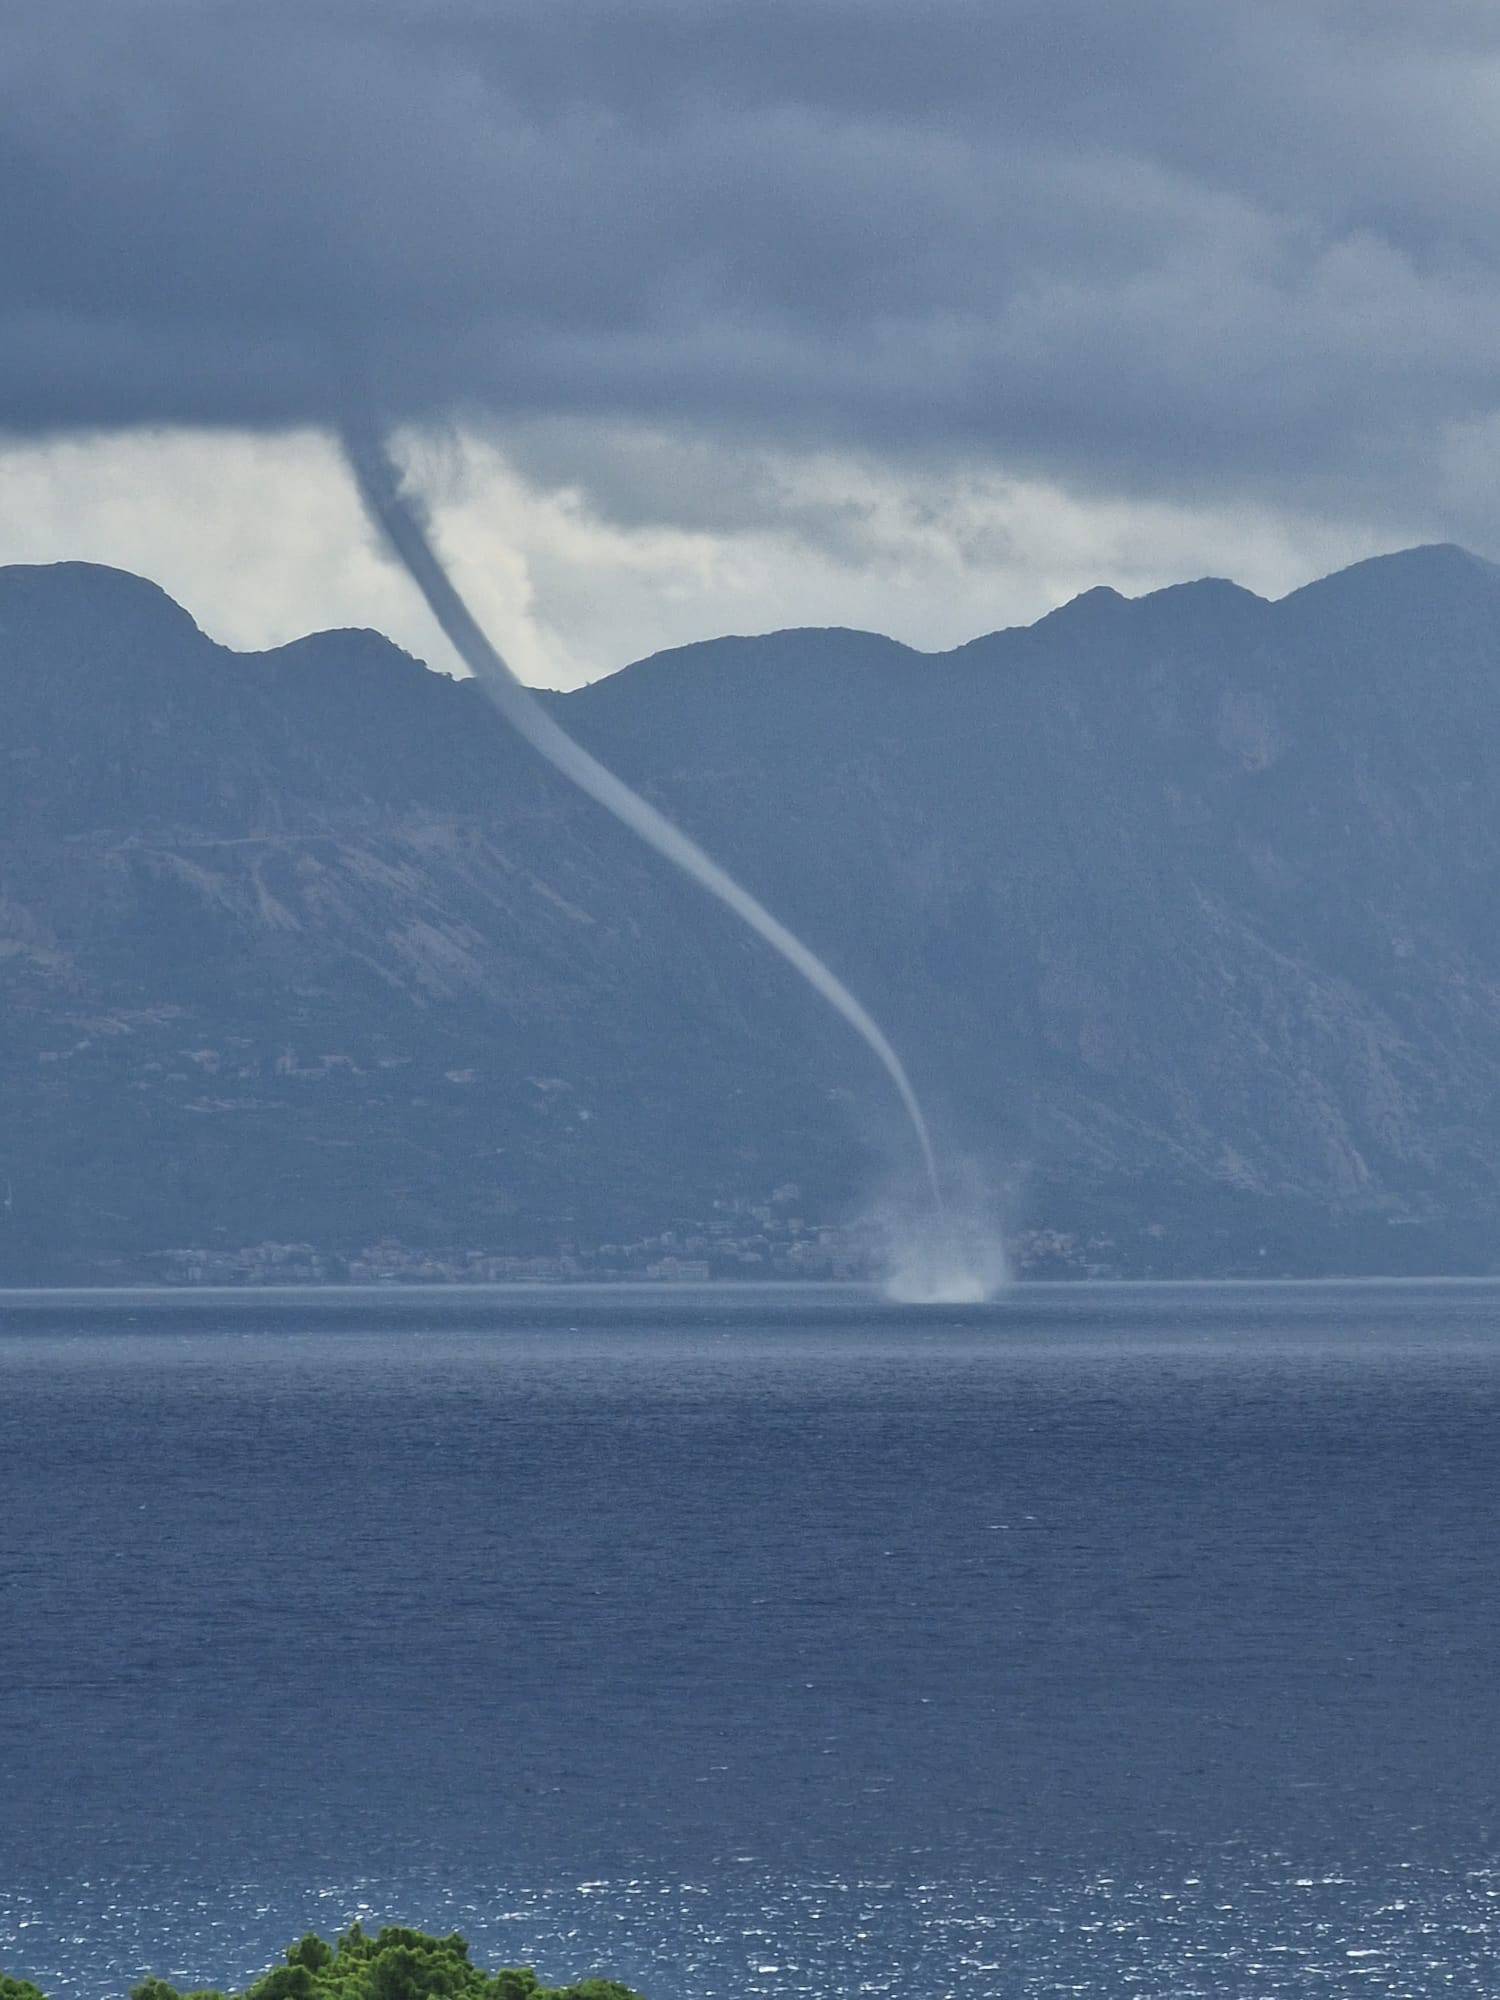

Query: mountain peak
[
  {"left": 1033, "top": 584, "right": 1127, "bottom": 631},
  {"left": 0, "top": 557, "right": 198, "bottom": 611},
  {"left": 1134, "top": 575, "right": 1266, "bottom": 612},
  {"left": 1277, "top": 542, "right": 1500, "bottom": 614},
  {"left": 0, "top": 560, "right": 205, "bottom": 650}
]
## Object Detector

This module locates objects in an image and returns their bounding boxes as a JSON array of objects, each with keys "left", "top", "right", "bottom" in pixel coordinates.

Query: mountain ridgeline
[{"left": 4, "top": 545, "right": 1500, "bottom": 1280}]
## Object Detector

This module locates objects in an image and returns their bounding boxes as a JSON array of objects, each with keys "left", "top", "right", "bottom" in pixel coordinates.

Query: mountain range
[{"left": 5, "top": 544, "right": 1500, "bottom": 1280}]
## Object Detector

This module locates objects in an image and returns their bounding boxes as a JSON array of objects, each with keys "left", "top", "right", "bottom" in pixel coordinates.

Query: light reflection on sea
[{"left": 3, "top": 1857, "right": 1498, "bottom": 1998}]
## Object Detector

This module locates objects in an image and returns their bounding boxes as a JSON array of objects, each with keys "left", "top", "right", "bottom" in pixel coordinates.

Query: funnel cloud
[{"left": 339, "top": 412, "right": 944, "bottom": 1207}]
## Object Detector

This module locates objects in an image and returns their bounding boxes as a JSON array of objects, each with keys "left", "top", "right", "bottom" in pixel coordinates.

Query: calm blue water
[{"left": 1, "top": 1281, "right": 1497, "bottom": 1996}]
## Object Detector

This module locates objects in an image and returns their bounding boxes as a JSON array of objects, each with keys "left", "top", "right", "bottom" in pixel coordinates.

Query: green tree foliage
[{"left": 2, "top": 1928, "right": 644, "bottom": 2000}]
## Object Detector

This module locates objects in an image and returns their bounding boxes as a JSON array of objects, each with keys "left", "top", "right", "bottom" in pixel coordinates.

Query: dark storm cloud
[{"left": 5, "top": 0, "right": 1500, "bottom": 510}]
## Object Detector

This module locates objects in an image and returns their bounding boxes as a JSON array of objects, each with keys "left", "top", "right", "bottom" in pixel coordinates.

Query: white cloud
[{"left": 0, "top": 424, "right": 1406, "bottom": 690}]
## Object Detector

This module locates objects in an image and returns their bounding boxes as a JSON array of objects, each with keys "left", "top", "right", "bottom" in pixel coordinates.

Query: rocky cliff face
[{"left": 5, "top": 545, "right": 1500, "bottom": 1278}]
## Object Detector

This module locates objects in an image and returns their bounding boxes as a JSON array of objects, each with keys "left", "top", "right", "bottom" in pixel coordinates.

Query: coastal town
[
  {"left": 153, "top": 1189, "right": 1109, "bottom": 1285},
  {"left": 153, "top": 1192, "right": 1120, "bottom": 1288}
]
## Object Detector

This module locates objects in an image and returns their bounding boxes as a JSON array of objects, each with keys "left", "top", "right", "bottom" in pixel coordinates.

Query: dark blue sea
[{"left": 2, "top": 1281, "right": 1497, "bottom": 1997}]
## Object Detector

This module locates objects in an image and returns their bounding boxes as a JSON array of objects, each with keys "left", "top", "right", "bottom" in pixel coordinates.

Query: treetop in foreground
[{"left": 5, "top": 1926, "right": 645, "bottom": 2000}]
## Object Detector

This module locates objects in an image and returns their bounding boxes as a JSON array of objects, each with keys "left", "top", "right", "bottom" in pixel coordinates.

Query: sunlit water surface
[{"left": 1, "top": 1281, "right": 1496, "bottom": 1995}]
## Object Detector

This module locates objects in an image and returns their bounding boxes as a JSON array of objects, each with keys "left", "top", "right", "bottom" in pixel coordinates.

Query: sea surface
[{"left": 1, "top": 1280, "right": 1497, "bottom": 1997}]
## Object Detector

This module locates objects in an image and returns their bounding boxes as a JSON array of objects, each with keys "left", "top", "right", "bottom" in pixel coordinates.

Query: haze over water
[{"left": 2, "top": 1281, "right": 1497, "bottom": 1996}]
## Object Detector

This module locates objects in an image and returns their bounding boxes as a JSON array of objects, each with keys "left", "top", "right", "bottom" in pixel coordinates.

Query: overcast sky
[{"left": 3, "top": 1, "right": 1497, "bottom": 684}]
